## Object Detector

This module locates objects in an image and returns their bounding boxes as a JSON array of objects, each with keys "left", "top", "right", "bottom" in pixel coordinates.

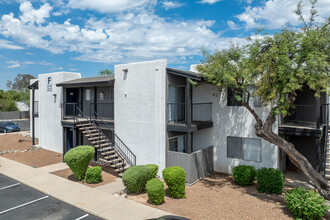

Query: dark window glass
[
  {"left": 227, "top": 137, "right": 243, "bottom": 159},
  {"left": 227, "top": 88, "right": 242, "bottom": 106}
]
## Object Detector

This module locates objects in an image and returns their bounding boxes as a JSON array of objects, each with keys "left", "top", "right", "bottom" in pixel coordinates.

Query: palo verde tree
[
  {"left": 99, "top": 69, "right": 113, "bottom": 76},
  {"left": 197, "top": 1, "right": 330, "bottom": 198}
]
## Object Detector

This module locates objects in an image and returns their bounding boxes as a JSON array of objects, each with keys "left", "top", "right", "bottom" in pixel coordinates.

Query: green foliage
[
  {"left": 162, "top": 166, "right": 186, "bottom": 198},
  {"left": 6, "top": 74, "right": 35, "bottom": 91},
  {"left": 84, "top": 166, "right": 102, "bottom": 184},
  {"left": 64, "top": 146, "right": 95, "bottom": 180},
  {"left": 285, "top": 187, "right": 328, "bottom": 220},
  {"left": 197, "top": 14, "right": 329, "bottom": 117},
  {"left": 145, "top": 164, "right": 159, "bottom": 180},
  {"left": 232, "top": 165, "right": 256, "bottom": 186},
  {"left": 122, "top": 165, "right": 151, "bottom": 193},
  {"left": 146, "top": 178, "right": 165, "bottom": 205},
  {"left": 99, "top": 69, "right": 113, "bottom": 76},
  {"left": 256, "top": 168, "right": 284, "bottom": 194}
]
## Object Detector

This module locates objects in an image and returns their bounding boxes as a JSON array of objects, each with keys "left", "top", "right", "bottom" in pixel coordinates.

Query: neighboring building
[
  {"left": 16, "top": 101, "right": 29, "bottom": 111},
  {"left": 29, "top": 60, "right": 329, "bottom": 183}
]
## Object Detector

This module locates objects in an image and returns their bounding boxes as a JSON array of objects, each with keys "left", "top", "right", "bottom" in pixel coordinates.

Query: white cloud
[
  {"left": 227, "top": 20, "right": 239, "bottom": 30},
  {"left": 0, "top": 39, "right": 24, "bottom": 50},
  {"left": 6, "top": 59, "right": 52, "bottom": 68},
  {"left": 0, "top": 1, "right": 249, "bottom": 64},
  {"left": 237, "top": 0, "right": 330, "bottom": 30},
  {"left": 197, "top": 0, "right": 222, "bottom": 4},
  {"left": 162, "top": 1, "right": 183, "bottom": 10},
  {"left": 68, "top": 0, "right": 155, "bottom": 13},
  {"left": 19, "top": 1, "right": 52, "bottom": 24}
]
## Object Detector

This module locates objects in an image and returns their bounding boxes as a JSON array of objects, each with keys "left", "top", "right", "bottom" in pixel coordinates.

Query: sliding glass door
[{"left": 168, "top": 86, "right": 186, "bottom": 122}]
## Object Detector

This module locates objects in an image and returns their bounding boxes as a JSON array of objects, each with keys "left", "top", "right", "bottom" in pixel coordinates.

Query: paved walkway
[{"left": 0, "top": 157, "right": 173, "bottom": 220}]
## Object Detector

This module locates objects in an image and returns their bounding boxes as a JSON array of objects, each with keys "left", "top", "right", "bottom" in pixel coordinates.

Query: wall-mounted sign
[{"left": 47, "top": 77, "right": 52, "bottom": 92}]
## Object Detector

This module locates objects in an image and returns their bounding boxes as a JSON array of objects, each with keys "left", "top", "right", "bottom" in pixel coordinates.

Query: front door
[{"left": 66, "top": 88, "right": 80, "bottom": 116}]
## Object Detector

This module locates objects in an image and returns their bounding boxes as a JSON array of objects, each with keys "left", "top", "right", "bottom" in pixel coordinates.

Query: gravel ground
[
  {"left": 52, "top": 166, "right": 118, "bottom": 188},
  {"left": 2, "top": 149, "right": 62, "bottom": 168},
  {"left": 0, "top": 133, "right": 37, "bottom": 151},
  {"left": 128, "top": 172, "right": 295, "bottom": 220}
]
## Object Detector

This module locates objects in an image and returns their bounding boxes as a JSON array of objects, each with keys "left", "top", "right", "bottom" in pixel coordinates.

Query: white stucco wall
[
  {"left": 114, "top": 60, "right": 167, "bottom": 175},
  {"left": 192, "top": 84, "right": 281, "bottom": 174},
  {"left": 35, "top": 72, "right": 81, "bottom": 153}
]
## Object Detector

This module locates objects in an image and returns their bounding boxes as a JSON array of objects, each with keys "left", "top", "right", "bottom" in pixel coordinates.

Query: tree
[
  {"left": 196, "top": 2, "right": 330, "bottom": 198},
  {"left": 99, "top": 69, "right": 113, "bottom": 76},
  {"left": 6, "top": 74, "right": 35, "bottom": 91},
  {"left": 0, "top": 90, "right": 18, "bottom": 111}
]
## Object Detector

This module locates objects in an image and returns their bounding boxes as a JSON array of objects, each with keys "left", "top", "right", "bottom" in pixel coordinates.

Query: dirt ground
[
  {"left": 52, "top": 163, "right": 118, "bottom": 188},
  {"left": 0, "top": 133, "right": 38, "bottom": 151},
  {"left": 2, "top": 149, "right": 62, "bottom": 168},
  {"left": 128, "top": 172, "right": 295, "bottom": 220}
]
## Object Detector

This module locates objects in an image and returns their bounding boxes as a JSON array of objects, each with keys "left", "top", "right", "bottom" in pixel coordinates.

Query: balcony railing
[
  {"left": 283, "top": 105, "right": 317, "bottom": 124},
  {"left": 90, "top": 103, "right": 114, "bottom": 120},
  {"left": 193, "top": 102, "right": 212, "bottom": 122},
  {"left": 168, "top": 102, "right": 213, "bottom": 123},
  {"left": 62, "top": 103, "right": 82, "bottom": 119}
]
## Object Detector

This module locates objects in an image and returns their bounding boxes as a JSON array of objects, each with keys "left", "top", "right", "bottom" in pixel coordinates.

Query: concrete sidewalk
[{"left": 0, "top": 157, "right": 173, "bottom": 220}]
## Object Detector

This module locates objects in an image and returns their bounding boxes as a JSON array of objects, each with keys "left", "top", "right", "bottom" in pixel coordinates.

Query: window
[
  {"left": 227, "top": 88, "right": 242, "bottom": 106},
  {"left": 85, "top": 89, "right": 92, "bottom": 101},
  {"left": 227, "top": 87, "right": 261, "bottom": 107},
  {"left": 227, "top": 136, "right": 261, "bottom": 162},
  {"left": 169, "top": 135, "right": 186, "bottom": 153},
  {"left": 168, "top": 86, "right": 186, "bottom": 122}
]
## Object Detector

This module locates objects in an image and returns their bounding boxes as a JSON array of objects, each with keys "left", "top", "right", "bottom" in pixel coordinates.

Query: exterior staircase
[{"left": 75, "top": 108, "right": 136, "bottom": 175}]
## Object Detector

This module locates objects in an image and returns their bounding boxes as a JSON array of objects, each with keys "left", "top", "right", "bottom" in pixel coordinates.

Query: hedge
[
  {"left": 285, "top": 187, "right": 328, "bottom": 220},
  {"left": 64, "top": 145, "right": 95, "bottom": 180},
  {"left": 146, "top": 178, "right": 165, "bottom": 205},
  {"left": 232, "top": 165, "right": 256, "bottom": 186},
  {"left": 84, "top": 166, "right": 102, "bottom": 184},
  {"left": 163, "top": 166, "right": 186, "bottom": 198},
  {"left": 122, "top": 165, "right": 151, "bottom": 193},
  {"left": 256, "top": 168, "right": 284, "bottom": 194},
  {"left": 145, "top": 164, "right": 159, "bottom": 180}
]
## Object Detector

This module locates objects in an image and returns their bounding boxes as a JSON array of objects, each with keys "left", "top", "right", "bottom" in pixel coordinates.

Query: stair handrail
[
  {"left": 90, "top": 109, "right": 136, "bottom": 167},
  {"left": 75, "top": 106, "right": 130, "bottom": 168}
]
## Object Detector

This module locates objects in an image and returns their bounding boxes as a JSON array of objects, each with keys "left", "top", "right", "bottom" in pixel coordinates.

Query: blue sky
[{"left": 0, "top": 0, "right": 329, "bottom": 90}]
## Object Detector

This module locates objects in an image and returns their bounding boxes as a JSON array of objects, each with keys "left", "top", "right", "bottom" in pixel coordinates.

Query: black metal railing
[
  {"left": 168, "top": 103, "right": 186, "bottom": 123},
  {"left": 283, "top": 105, "right": 317, "bottom": 124},
  {"left": 33, "top": 101, "right": 39, "bottom": 116},
  {"left": 192, "top": 102, "right": 212, "bottom": 122},
  {"left": 62, "top": 102, "right": 81, "bottom": 119},
  {"left": 90, "top": 103, "right": 114, "bottom": 120},
  {"left": 321, "top": 104, "right": 329, "bottom": 176},
  {"left": 91, "top": 110, "right": 136, "bottom": 167}
]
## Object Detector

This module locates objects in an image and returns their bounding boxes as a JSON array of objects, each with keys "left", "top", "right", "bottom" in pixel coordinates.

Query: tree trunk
[{"left": 243, "top": 103, "right": 330, "bottom": 199}]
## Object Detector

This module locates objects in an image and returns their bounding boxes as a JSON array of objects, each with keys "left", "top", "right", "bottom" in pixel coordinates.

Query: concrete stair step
[
  {"left": 79, "top": 126, "right": 95, "bottom": 130},
  {"left": 82, "top": 129, "right": 98, "bottom": 133},
  {"left": 109, "top": 158, "right": 124, "bottom": 163},
  {"left": 115, "top": 165, "right": 131, "bottom": 173},
  {"left": 325, "top": 174, "right": 330, "bottom": 180},
  {"left": 85, "top": 133, "right": 101, "bottom": 137},
  {"left": 91, "top": 139, "right": 108, "bottom": 144},
  {"left": 98, "top": 146, "right": 113, "bottom": 151},
  {"left": 76, "top": 123, "right": 92, "bottom": 127},
  {"left": 101, "top": 150, "right": 116, "bottom": 155},
  {"left": 94, "top": 143, "right": 111, "bottom": 148},
  {"left": 88, "top": 136, "right": 106, "bottom": 141},
  {"left": 110, "top": 161, "right": 127, "bottom": 168},
  {"left": 102, "top": 151, "right": 118, "bottom": 157}
]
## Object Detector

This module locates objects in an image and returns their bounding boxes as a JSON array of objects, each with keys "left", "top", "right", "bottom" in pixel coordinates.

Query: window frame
[
  {"left": 227, "top": 136, "right": 262, "bottom": 162},
  {"left": 168, "top": 134, "right": 187, "bottom": 153}
]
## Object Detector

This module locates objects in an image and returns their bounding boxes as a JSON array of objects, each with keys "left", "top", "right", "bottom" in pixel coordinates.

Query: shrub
[
  {"left": 162, "top": 166, "right": 186, "bottom": 198},
  {"left": 64, "top": 145, "right": 95, "bottom": 180},
  {"left": 84, "top": 166, "right": 102, "bottom": 184},
  {"left": 285, "top": 187, "right": 328, "bottom": 220},
  {"left": 232, "top": 165, "right": 256, "bottom": 186},
  {"left": 256, "top": 168, "right": 284, "bottom": 194},
  {"left": 146, "top": 178, "right": 165, "bottom": 205},
  {"left": 122, "top": 165, "right": 151, "bottom": 193},
  {"left": 145, "top": 164, "right": 159, "bottom": 180}
]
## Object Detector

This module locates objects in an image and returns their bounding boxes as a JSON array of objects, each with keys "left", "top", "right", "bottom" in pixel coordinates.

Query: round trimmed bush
[
  {"left": 232, "top": 165, "right": 256, "bottom": 186},
  {"left": 145, "top": 164, "right": 159, "bottom": 180},
  {"left": 146, "top": 178, "right": 165, "bottom": 205},
  {"left": 285, "top": 187, "right": 328, "bottom": 220},
  {"left": 162, "top": 166, "right": 186, "bottom": 198},
  {"left": 122, "top": 165, "right": 151, "bottom": 193},
  {"left": 64, "top": 145, "right": 95, "bottom": 180},
  {"left": 256, "top": 167, "right": 284, "bottom": 194},
  {"left": 84, "top": 166, "right": 102, "bottom": 184}
]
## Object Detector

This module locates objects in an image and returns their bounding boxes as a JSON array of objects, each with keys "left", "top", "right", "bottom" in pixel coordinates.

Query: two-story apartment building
[{"left": 29, "top": 59, "right": 329, "bottom": 183}]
